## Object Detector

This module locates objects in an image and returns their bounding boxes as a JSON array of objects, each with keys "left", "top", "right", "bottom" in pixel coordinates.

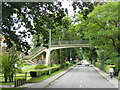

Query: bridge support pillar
[{"left": 45, "top": 49, "right": 50, "bottom": 66}]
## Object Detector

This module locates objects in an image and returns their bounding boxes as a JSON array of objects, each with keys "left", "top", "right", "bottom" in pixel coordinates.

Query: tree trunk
[
  {"left": 101, "top": 59, "right": 104, "bottom": 70},
  {"left": 4, "top": 72, "right": 7, "bottom": 82},
  {"left": 12, "top": 73, "right": 13, "bottom": 82},
  {"left": 9, "top": 75, "right": 11, "bottom": 82},
  {"left": 60, "top": 49, "right": 63, "bottom": 68},
  {"left": 94, "top": 60, "right": 96, "bottom": 66}
]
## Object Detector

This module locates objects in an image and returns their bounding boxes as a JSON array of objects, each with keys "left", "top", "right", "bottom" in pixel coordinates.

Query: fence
[
  {"left": 14, "top": 72, "right": 27, "bottom": 87},
  {"left": 14, "top": 79, "right": 26, "bottom": 87},
  {"left": 51, "top": 40, "right": 89, "bottom": 45}
]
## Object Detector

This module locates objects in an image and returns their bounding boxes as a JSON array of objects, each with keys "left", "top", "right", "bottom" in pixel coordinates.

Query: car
[
  {"left": 85, "top": 62, "right": 90, "bottom": 66},
  {"left": 77, "top": 62, "right": 82, "bottom": 65}
]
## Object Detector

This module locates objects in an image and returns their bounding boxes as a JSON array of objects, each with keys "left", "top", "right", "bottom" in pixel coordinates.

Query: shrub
[
  {"left": 72, "top": 60, "right": 77, "bottom": 64},
  {"left": 17, "top": 68, "right": 23, "bottom": 73},
  {"left": 114, "top": 67, "right": 119, "bottom": 76},
  {"left": 30, "top": 71, "right": 38, "bottom": 77},
  {"left": 30, "top": 66, "right": 60, "bottom": 77},
  {"left": 50, "top": 63, "right": 54, "bottom": 67},
  {"left": 35, "top": 64, "right": 47, "bottom": 69},
  {"left": 65, "top": 61, "right": 70, "bottom": 66},
  {"left": 118, "top": 71, "right": 120, "bottom": 80},
  {"left": 95, "top": 62, "right": 101, "bottom": 69},
  {"left": 104, "top": 65, "right": 115, "bottom": 74}
]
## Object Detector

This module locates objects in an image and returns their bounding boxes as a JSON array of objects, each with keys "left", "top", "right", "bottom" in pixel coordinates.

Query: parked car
[{"left": 77, "top": 62, "right": 82, "bottom": 65}]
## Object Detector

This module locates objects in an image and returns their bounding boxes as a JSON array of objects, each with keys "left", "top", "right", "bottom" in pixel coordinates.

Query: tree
[
  {"left": 2, "top": 2, "right": 68, "bottom": 54},
  {"left": 1, "top": 47, "right": 19, "bottom": 82},
  {"left": 83, "top": 2, "right": 119, "bottom": 72}
]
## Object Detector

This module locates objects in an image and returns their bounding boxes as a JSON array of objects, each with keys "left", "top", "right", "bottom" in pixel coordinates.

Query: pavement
[
  {"left": 18, "top": 65, "right": 74, "bottom": 88},
  {"left": 0, "top": 64, "right": 119, "bottom": 89},
  {"left": 92, "top": 65, "right": 118, "bottom": 88}
]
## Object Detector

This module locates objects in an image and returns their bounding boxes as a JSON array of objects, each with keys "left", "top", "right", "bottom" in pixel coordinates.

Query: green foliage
[
  {"left": 104, "top": 65, "right": 115, "bottom": 74},
  {"left": 95, "top": 62, "right": 101, "bottom": 69},
  {"left": 50, "top": 63, "right": 54, "bottom": 67},
  {"left": 72, "top": 60, "right": 77, "bottom": 64},
  {"left": 118, "top": 72, "right": 120, "bottom": 80},
  {"left": 84, "top": 2, "right": 119, "bottom": 58},
  {"left": 2, "top": 2, "right": 68, "bottom": 53},
  {"left": 1, "top": 47, "right": 20, "bottom": 82},
  {"left": 104, "top": 59, "right": 114, "bottom": 65},
  {"left": 30, "top": 66, "right": 60, "bottom": 77},
  {"left": 65, "top": 61, "right": 70, "bottom": 66},
  {"left": 35, "top": 64, "right": 47, "bottom": 69}
]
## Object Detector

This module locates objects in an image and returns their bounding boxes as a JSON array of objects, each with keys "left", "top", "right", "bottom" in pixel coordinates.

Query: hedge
[
  {"left": 118, "top": 71, "right": 120, "bottom": 80},
  {"left": 95, "top": 62, "right": 101, "bottom": 69},
  {"left": 30, "top": 66, "right": 60, "bottom": 77},
  {"left": 104, "top": 65, "right": 115, "bottom": 74},
  {"left": 35, "top": 64, "right": 48, "bottom": 69}
]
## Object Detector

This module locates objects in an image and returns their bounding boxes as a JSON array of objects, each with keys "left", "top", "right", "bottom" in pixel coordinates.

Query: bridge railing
[
  {"left": 23, "top": 40, "right": 89, "bottom": 60},
  {"left": 23, "top": 45, "right": 44, "bottom": 59},
  {"left": 51, "top": 40, "right": 89, "bottom": 45},
  {"left": 31, "top": 46, "right": 43, "bottom": 55}
]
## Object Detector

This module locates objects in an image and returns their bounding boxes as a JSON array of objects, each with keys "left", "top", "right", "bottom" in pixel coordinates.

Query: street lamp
[
  {"left": 14, "top": 64, "right": 17, "bottom": 82},
  {"left": 49, "top": 29, "right": 51, "bottom": 76},
  {"left": 70, "top": 48, "right": 72, "bottom": 65}
]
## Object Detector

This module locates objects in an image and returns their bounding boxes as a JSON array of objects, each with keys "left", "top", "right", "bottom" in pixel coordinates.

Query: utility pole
[
  {"left": 70, "top": 48, "right": 72, "bottom": 65},
  {"left": 49, "top": 29, "right": 51, "bottom": 76}
]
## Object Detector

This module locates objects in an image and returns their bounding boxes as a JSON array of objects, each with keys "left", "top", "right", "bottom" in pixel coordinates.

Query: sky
[
  {"left": 16, "top": 0, "right": 94, "bottom": 45},
  {"left": 17, "top": 1, "right": 77, "bottom": 45}
]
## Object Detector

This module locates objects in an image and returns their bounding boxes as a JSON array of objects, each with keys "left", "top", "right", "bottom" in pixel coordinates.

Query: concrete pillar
[{"left": 45, "top": 49, "right": 50, "bottom": 66}]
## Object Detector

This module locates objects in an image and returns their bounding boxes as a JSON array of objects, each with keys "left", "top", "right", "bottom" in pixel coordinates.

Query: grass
[
  {"left": 1, "top": 82, "right": 14, "bottom": 85},
  {"left": 1, "top": 64, "right": 72, "bottom": 85},
  {"left": 27, "top": 65, "right": 71, "bottom": 83},
  {"left": 1, "top": 88, "right": 22, "bottom": 90},
  {"left": 21, "top": 65, "right": 36, "bottom": 73}
]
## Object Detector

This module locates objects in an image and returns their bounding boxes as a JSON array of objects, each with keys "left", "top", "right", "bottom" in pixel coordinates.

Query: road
[{"left": 46, "top": 65, "right": 116, "bottom": 88}]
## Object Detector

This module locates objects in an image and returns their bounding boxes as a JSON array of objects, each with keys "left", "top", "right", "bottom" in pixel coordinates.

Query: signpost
[
  {"left": 14, "top": 64, "right": 17, "bottom": 87},
  {"left": 70, "top": 49, "right": 72, "bottom": 65}
]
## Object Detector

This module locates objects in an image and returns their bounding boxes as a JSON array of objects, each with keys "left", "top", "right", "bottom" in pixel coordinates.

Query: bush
[
  {"left": 60, "top": 64, "right": 65, "bottom": 69},
  {"left": 30, "top": 71, "right": 38, "bottom": 77},
  {"left": 114, "top": 67, "right": 119, "bottom": 76},
  {"left": 118, "top": 71, "right": 120, "bottom": 80},
  {"left": 35, "top": 64, "right": 47, "bottom": 69},
  {"left": 72, "top": 60, "right": 77, "bottom": 64},
  {"left": 95, "top": 62, "right": 101, "bottom": 69},
  {"left": 30, "top": 66, "right": 60, "bottom": 77},
  {"left": 65, "top": 61, "right": 70, "bottom": 66},
  {"left": 17, "top": 68, "right": 23, "bottom": 73},
  {"left": 50, "top": 63, "right": 54, "bottom": 67},
  {"left": 104, "top": 65, "right": 115, "bottom": 74}
]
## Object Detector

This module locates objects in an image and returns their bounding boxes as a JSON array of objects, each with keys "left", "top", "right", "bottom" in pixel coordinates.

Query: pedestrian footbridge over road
[{"left": 23, "top": 40, "right": 94, "bottom": 66}]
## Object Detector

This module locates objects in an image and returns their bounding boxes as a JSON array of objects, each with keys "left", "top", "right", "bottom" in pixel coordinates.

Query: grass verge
[
  {"left": 1, "top": 82, "right": 14, "bottom": 85},
  {"left": 27, "top": 65, "right": 71, "bottom": 83}
]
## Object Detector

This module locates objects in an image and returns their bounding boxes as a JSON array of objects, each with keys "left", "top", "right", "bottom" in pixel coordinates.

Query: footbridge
[{"left": 23, "top": 40, "right": 94, "bottom": 66}]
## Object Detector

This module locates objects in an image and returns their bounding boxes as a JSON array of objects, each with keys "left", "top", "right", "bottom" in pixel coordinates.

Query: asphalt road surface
[{"left": 46, "top": 65, "right": 116, "bottom": 88}]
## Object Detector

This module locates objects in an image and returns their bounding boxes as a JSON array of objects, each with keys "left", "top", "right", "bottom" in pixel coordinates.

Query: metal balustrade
[
  {"left": 51, "top": 40, "right": 89, "bottom": 45},
  {"left": 23, "top": 40, "right": 89, "bottom": 60}
]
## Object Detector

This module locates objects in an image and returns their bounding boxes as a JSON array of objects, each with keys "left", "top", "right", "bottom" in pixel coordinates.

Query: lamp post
[
  {"left": 49, "top": 29, "right": 51, "bottom": 76},
  {"left": 70, "top": 48, "right": 72, "bottom": 65},
  {"left": 14, "top": 64, "right": 17, "bottom": 83}
]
